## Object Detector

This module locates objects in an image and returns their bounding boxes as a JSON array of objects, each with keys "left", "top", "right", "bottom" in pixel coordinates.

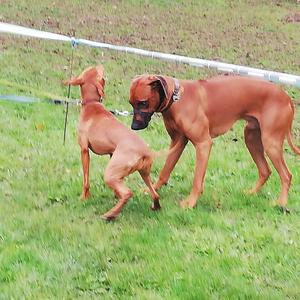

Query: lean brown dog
[
  {"left": 64, "top": 66, "right": 160, "bottom": 220},
  {"left": 129, "top": 74, "right": 300, "bottom": 211}
]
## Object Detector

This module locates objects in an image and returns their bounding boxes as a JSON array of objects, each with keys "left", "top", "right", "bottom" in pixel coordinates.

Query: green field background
[{"left": 0, "top": 1, "right": 300, "bottom": 299}]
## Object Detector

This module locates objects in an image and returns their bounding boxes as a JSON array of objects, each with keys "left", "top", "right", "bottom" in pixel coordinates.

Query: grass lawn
[{"left": 1, "top": 1, "right": 300, "bottom": 299}]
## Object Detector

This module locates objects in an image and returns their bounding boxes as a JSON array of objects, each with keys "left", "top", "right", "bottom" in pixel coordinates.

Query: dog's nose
[{"left": 131, "top": 119, "right": 148, "bottom": 130}]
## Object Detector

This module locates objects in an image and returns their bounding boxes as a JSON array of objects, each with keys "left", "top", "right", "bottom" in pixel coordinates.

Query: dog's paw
[
  {"left": 80, "top": 191, "right": 90, "bottom": 200},
  {"left": 180, "top": 199, "right": 196, "bottom": 209},
  {"left": 281, "top": 206, "right": 291, "bottom": 214},
  {"left": 275, "top": 206, "right": 291, "bottom": 215},
  {"left": 101, "top": 213, "right": 117, "bottom": 222},
  {"left": 180, "top": 200, "right": 188, "bottom": 209},
  {"left": 150, "top": 201, "right": 161, "bottom": 211},
  {"left": 271, "top": 202, "right": 291, "bottom": 214}
]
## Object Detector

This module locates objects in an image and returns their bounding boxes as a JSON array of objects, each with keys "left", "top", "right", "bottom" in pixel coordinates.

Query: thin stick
[{"left": 63, "top": 42, "right": 75, "bottom": 145}]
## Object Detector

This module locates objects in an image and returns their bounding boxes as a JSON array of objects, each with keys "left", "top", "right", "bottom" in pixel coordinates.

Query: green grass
[{"left": 1, "top": 1, "right": 300, "bottom": 299}]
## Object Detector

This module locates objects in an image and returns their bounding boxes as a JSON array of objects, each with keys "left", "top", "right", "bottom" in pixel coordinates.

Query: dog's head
[
  {"left": 129, "top": 75, "right": 175, "bottom": 130},
  {"left": 64, "top": 65, "right": 105, "bottom": 101}
]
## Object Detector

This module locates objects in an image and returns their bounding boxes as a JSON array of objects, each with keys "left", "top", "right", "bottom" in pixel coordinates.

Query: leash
[
  {"left": 0, "top": 79, "right": 68, "bottom": 101},
  {"left": 63, "top": 37, "right": 77, "bottom": 145}
]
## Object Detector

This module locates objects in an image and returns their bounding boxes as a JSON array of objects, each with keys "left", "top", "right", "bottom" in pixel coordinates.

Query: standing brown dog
[
  {"left": 64, "top": 66, "right": 160, "bottom": 220},
  {"left": 129, "top": 74, "right": 300, "bottom": 211}
]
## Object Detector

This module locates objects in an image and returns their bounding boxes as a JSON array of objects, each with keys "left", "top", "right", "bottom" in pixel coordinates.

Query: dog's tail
[
  {"left": 287, "top": 131, "right": 300, "bottom": 155},
  {"left": 287, "top": 100, "right": 300, "bottom": 156}
]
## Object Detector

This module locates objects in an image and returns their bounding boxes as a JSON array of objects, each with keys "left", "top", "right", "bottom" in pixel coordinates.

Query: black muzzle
[{"left": 131, "top": 109, "right": 154, "bottom": 130}]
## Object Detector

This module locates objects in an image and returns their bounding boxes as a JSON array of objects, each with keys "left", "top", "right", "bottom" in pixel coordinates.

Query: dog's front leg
[
  {"left": 154, "top": 136, "right": 188, "bottom": 190},
  {"left": 80, "top": 148, "right": 90, "bottom": 200},
  {"left": 180, "top": 138, "right": 212, "bottom": 209}
]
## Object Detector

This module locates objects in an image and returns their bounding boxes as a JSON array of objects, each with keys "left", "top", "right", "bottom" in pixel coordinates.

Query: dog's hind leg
[
  {"left": 101, "top": 178, "right": 133, "bottom": 221},
  {"left": 244, "top": 119, "right": 271, "bottom": 194},
  {"left": 139, "top": 162, "right": 161, "bottom": 211},
  {"left": 101, "top": 151, "right": 135, "bottom": 220},
  {"left": 263, "top": 136, "right": 292, "bottom": 208},
  {"left": 260, "top": 109, "right": 292, "bottom": 208}
]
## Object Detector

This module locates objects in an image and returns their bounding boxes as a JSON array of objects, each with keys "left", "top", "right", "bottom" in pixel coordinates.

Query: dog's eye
[{"left": 138, "top": 100, "right": 148, "bottom": 108}]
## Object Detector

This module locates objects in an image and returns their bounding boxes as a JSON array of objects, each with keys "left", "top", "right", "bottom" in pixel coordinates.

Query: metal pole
[{"left": 63, "top": 38, "right": 76, "bottom": 145}]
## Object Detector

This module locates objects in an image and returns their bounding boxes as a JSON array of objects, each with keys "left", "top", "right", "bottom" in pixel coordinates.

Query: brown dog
[
  {"left": 64, "top": 66, "right": 160, "bottom": 220},
  {"left": 129, "top": 74, "right": 300, "bottom": 211}
]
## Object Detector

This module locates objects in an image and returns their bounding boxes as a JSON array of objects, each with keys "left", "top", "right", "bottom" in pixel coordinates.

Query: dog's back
[{"left": 79, "top": 102, "right": 150, "bottom": 157}]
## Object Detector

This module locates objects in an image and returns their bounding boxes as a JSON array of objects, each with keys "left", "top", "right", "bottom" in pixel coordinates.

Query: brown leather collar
[
  {"left": 80, "top": 97, "right": 103, "bottom": 106},
  {"left": 157, "top": 77, "right": 181, "bottom": 113}
]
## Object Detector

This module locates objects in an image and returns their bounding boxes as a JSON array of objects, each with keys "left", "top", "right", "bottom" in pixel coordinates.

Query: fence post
[{"left": 63, "top": 36, "right": 77, "bottom": 145}]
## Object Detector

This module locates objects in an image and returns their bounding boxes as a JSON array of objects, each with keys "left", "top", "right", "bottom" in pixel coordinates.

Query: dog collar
[
  {"left": 158, "top": 78, "right": 181, "bottom": 113},
  {"left": 80, "top": 97, "right": 103, "bottom": 106},
  {"left": 172, "top": 78, "right": 180, "bottom": 102}
]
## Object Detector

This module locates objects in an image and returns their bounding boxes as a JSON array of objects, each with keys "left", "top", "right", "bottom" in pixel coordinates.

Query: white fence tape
[
  {"left": 0, "top": 22, "right": 70, "bottom": 42},
  {"left": 1, "top": 22, "right": 300, "bottom": 88}
]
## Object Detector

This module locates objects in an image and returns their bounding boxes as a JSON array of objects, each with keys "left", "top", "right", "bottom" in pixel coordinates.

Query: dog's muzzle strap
[{"left": 131, "top": 109, "right": 154, "bottom": 130}]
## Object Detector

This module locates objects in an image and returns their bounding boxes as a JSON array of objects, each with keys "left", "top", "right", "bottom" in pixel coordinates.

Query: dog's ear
[
  {"left": 95, "top": 77, "right": 105, "bottom": 98},
  {"left": 149, "top": 75, "right": 173, "bottom": 102},
  {"left": 63, "top": 76, "right": 83, "bottom": 86},
  {"left": 95, "top": 65, "right": 105, "bottom": 97},
  {"left": 96, "top": 65, "right": 104, "bottom": 77}
]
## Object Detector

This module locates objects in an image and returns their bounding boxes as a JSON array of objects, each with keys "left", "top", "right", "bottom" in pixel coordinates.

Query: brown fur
[
  {"left": 129, "top": 74, "right": 300, "bottom": 210},
  {"left": 64, "top": 66, "right": 160, "bottom": 220}
]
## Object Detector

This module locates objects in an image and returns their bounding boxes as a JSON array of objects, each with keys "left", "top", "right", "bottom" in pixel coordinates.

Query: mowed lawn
[{"left": 1, "top": 1, "right": 300, "bottom": 299}]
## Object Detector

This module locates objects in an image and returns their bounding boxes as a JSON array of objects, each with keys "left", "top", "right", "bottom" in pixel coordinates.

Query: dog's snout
[
  {"left": 131, "top": 110, "right": 153, "bottom": 130},
  {"left": 131, "top": 120, "right": 148, "bottom": 130},
  {"left": 134, "top": 113, "right": 143, "bottom": 122}
]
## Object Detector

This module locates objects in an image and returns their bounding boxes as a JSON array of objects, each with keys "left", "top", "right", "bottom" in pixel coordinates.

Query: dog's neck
[{"left": 80, "top": 83, "right": 103, "bottom": 106}]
